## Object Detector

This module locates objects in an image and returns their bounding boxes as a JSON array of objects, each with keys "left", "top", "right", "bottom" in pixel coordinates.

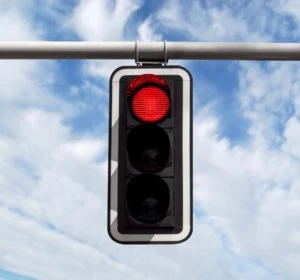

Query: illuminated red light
[{"left": 128, "top": 74, "right": 170, "bottom": 123}]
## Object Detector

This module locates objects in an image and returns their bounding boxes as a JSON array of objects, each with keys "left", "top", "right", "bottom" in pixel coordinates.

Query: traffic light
[{"left": 108, "top": 66, "right": 192, "bottom": 244}]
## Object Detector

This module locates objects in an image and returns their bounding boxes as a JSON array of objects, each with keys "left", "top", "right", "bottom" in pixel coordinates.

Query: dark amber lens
[{"left": 127, "top": 124, "right": 170, "bottom": 172}]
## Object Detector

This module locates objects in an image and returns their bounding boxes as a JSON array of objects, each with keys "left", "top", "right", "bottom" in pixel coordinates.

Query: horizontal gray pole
[{"left": 0, "top": 41, "right": 300, "bottom": 60}]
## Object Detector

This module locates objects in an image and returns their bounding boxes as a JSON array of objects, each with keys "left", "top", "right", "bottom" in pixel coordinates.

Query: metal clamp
[{"left": 135, "top": 40, "right": 168, "bottom": 66}]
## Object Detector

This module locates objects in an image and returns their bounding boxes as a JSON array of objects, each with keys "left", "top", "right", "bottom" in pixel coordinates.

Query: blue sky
[{"left": 1, "top": 0, "right": 300, "bottom": 279}]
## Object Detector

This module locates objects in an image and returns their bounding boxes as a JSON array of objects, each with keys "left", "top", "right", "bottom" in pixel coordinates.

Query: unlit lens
[
  {"left": 127, "top": 174, "right": 170, "bottom": 223},
  {"left": 127, "top": 124, "right": 170, "bottom": 172}
]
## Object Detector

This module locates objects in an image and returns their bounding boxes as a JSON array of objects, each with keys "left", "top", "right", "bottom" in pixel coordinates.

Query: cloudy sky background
[{"left": 1, "top": 0, "right": 300, "bottom": 279}]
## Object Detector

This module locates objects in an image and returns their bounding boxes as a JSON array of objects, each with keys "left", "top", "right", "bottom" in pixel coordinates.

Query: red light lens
[
  {"left": 128, "top": 74, "right": 170, "bottom": 123},
  {"left": 131, "top": 86, "right": 170, "bottom": 123}
]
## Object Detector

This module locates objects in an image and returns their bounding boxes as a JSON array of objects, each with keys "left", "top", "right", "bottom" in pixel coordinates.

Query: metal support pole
[{"left": 0, "top": 41, "right": 300, "bottom": 60}]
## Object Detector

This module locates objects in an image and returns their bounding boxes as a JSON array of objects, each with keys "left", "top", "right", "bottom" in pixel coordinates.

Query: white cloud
[
  {"left": 273, "top": 0, "right": 300, "bottom": 37},
  {"left": 149, "top": 0, "right": 300, "bottom": 42},
  {"left": 60, "top": 138, "right": 105, "bottom": 161},
  {"left": 156, "top": 0, "right": 267, "bottom": 41},
  {"left": 282, "top": 116, "right": 300, "bottom": 159},
  {"left": 72, "top": 0, "right": 142, "bottom": 41},
  {"left": 0, "top": 3, "right": 39, "bottom": 41},
  {"left": 83, "top": 60, "right": 133, "bottom": 79},
  {"left": 193, "top": 59, "right": 300, "bottom": 279},
  {"left": 138, "top": 17, "right": 162, "bottom": 41},
  {"left": 0, "top": 205, "right": 141, "bottom": 280},
  {"left": 237, "top": 61, "right": 300, "bottom": 149},
  {"left": 70, "top": 0, "right": 143, "bottom": 82},
  {"left": 0, "top": 3, "right": 113, "bottom": 278}
]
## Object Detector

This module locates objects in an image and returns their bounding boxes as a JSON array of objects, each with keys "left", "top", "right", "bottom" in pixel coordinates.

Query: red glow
[{"left": 127, "top": 74, "right": 168, "bottom": 96}]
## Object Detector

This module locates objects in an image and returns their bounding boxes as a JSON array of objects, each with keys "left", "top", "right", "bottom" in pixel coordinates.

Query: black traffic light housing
[{"left": 108, "top": 65, "right": 192, "bottom": 244}]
